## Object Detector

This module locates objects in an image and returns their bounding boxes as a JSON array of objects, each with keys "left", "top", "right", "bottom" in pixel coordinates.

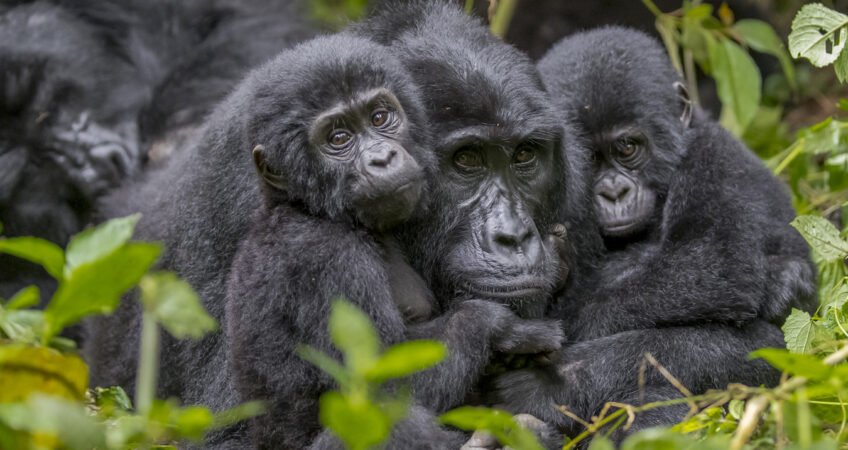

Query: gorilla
[
  {"left": 0, "top": 1, "right": 145, "bottom": 303},
  {"left": 487, "top": 27, "right": 816, "bottom": 444},
  {"left": 224, "top": 33, "right": 458, "bottom": 448},
  {"left": 86, "top": 2, "right": 571, "bottom": 448},
  {"left": 0, "top": 0, "right": 315, "bottom": 307}
]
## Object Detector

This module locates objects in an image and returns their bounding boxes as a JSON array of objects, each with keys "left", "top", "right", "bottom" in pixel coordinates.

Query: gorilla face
[
  {"left": 361, "top": 4, "right": 569, "bottom": 317},
  {"left": 0, "top": 3, "right": 144, "bottom": 243},
  {"left": 590, "top": 127, "right": 657, "bottom": 237},
  {"left": 244, "top": 36, "right": 432, "bottom": 233}
]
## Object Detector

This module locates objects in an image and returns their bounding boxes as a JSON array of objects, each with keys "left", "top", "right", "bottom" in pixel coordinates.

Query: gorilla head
[
  {"left": 354, "top": 2, "right": 571, "bottom": 317},
  {"left": 0, "top": 2, "right": 144, "bottom": 244},
  {"left": 246, "top": 34, "right": 431, "bottom": 232},
  {"left": 539, "top": 26, "right": 692, "bottom": 240}
]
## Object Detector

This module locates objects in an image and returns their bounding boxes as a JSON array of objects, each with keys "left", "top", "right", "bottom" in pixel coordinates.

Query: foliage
[
  {"left": 299, "top": 299, "right": 544, "bottom": 449},
  {"left": 0, "top": 216, "right": 260, "bottom": 448},
  {"left": 642, "top": 0, "right": 796, "bottom": 137}
]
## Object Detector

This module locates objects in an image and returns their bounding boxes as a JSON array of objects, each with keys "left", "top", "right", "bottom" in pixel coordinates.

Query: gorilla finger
[{"left": 495, "top": 319, "right": 564, "bottom": 354}]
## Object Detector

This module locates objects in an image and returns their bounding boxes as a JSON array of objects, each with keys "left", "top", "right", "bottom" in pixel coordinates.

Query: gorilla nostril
[
  {"left": 494, "top": 233, "right": 519, "bottom": 248},
  {"left": 616, "top": 185, "right": 630, "bottom": 199},
  {"left": 369, "top": 149, "right": 397, "bottom": 167}
]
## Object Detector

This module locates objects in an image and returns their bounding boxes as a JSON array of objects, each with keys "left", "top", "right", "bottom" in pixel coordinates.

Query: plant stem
[
  {"left": 136, "top": 310, "right": 160, "bottom": 415},
  {"left": 641, "top": 0, "right": 663, "bottom": 17},
  {"left": 464, "top": 0, "right": 474, "bottom": 15},
  {"left": 684, "top": 50, "right": 700, "bottom": 106},
  {"left": 489, "top": 0, "right": 517, "bottom": 39}
]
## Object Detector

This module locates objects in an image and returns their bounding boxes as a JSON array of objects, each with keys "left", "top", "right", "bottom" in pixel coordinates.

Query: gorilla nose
[
  {"left": 368, "top": 146, "right": 398, "bottom": 168},
  {"left": 483, "top": 201, "right": 543, "bottom": 264},
  {"left": 599, "top": 184, "right": 629, "bottom": 202}
]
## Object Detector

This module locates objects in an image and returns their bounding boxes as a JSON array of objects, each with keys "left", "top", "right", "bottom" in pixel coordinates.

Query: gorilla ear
[
  {"left": 252, "top": 145, "right": 287, "bottom": 191},
  {"left": 673, "top": 81, "right": 693, "bottom": 128}
]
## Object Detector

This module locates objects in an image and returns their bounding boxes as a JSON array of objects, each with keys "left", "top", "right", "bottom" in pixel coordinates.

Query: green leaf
[
  {"left": 439, "top": 406, "right": 543, "bottom": 450},
  {"left": 44, "top": 242, "right": 160, "bottom": 340},
  {"left": 328, "top": 298, "right": 379, "bottom": 374},
  {"left": 788, "top": 3, "right": 848, "bottom": 67},
  {"left": 838, "top": 99, "right": 848, "bottom": 111},
  {"left": 728, "top": 399, "right": 745, "bottom": 420},
  {"left": 175, "top": 406, "right": 213, "bottom": 441},
  {"left": 139, "top": 272, "right": 216, "bottom": 339},
  {"left": 782, "top": 308, "right": 836, "bottom": 354},
  {"left": 734, "top": 19, "right": 796, "bottom": 89},
  {"left": 791, "top": 215, "right": 848, "bottom": 262},
  {"left": 588, "top": 436, "right": 616, "bottom": 450},
  {"left": 5, "top": 286, "right": 39, "bottom": 310},
  {"left": 319, "top": 391, "right": 391, "bottom": 450},
  {"left": 296, "top": 344, "right": 350, "bottom": 390},
  {"left": 64, "top": 214, "right": 140, "bottom": 275},
  {"left": 210, "top": 401, "right": 266, "bottom": 430},
  {"left": 366, "top": 340, "right": 446, "bottom": 383},
  {"left": 0, "top": 237, "right": 64, "bottom": 280},
  {"left": 26, "top": 395, "right": 108, "bottom": 449},
  {"left": 91, "top": 386, "right": 133, "bottom": 412},
  {"left": 711, "top": 39, "right": 761, "bottom": 136},
  {"left": 750, "top": 348, "right": 832, "bottom": 380},
  {"left": 835, "top": 49, "right": 848, "bottom": 83}
]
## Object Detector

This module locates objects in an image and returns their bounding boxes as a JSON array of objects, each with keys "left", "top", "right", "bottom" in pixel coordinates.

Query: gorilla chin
[{"left": 355, "top": 175, "right": 425, "bottom": 232}]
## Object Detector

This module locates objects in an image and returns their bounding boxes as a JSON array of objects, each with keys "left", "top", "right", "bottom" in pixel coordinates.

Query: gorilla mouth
[{"left": 461, "top": 281, "right": 546, "bottom": 300}]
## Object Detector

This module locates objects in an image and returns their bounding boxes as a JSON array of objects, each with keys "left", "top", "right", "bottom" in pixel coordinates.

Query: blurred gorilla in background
[
  {"left": 0, "top": 2, "right": 145, "bottom": 301},
  {"left": 487, "top": 27, "right": 816, "bottom": 444},
  {"left": 0, "top": 0, "right": 315, "bottom": 309}
]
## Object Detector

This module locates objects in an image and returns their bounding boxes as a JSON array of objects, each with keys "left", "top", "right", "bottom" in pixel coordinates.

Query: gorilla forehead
[
  {"left": 360, "top": 2, "right": 558, "bottom": 141},
  {"left": 539, "top": 26, "right": 681, "bottom": 134},
  {"left": 245, "top": 34, "right": 423, "bottom": 131}
]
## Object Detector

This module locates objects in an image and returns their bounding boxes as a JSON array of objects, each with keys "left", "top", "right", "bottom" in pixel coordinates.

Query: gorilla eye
[
  {"left": 328, "top": 130, "right": 352, "bottom": 148},
  {"left": 513, "top": 145, "right": 536, "bottom": 165},
  {"left": 615, "top": 138, "right": 641, "bottom": 159},
  {"left": 453, "top": 148, "right": 483, "bottom": 168},
  {"left": 371, "top": 110, "right": 390, "bottom": 128}
]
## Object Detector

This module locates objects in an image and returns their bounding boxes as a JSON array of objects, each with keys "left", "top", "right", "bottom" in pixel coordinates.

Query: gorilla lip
[{"left": 463, "top": 282, "right": 546, "bottom": 300}]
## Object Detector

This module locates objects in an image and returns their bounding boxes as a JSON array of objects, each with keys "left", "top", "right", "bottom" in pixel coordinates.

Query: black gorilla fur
[
  {"left": 0, "top": 2, "right": 146, "bottom": 303},
  {"left": 223, "top": 33, "right": 464, "bottom": 448},
  {"left": 488, "top": 27, "right": 817, "bottom": 443},
  {"left": 87, "top": 3, "right": 572, "bottom": 448},
  {"left": 0, "top": 0, "right": 314, "bottom": 307}
]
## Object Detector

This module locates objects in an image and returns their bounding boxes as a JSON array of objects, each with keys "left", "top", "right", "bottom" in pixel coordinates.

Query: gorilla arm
[
  {"left": 561, "top": 122, "right": 811, "bottom": 341},
  {"left": 490, "top": 321, "right": 783, "bottom": 439}
]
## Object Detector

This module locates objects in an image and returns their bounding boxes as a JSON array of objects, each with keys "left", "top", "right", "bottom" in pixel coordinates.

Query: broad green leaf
[
  {"left": 836, "top": 49, "right": 848, "bottom": 83},
  {"left": 139, "top": 272, "right": 216, "bottom": 339},
  {"left": 5, "top": 286, "right": 39, "bottom": 310},
  {"left": 366, "top": 340, "right": 446, "bottom": 383},
  {"left": 210, "top": 401, "right": 266, "bottom": 430},
  {"left": 621, "top": 427, "right": 731, "bottom": 449},
  {"left": 799, "top": 118, "right": 845, "bottom": 156},
  {"left": 728, "top": 399, "right": 745, "bottom": 420},
  {"left": 0, "top": 344, "right": 88, "bottom": 401},
  {"left": 711, "top": 39, "right": 761, "bottom": 136},
  {"left": 588, "top": 436, "right": 616, "bottom": 450},
  {"left": 296, "top": 344, "right": 350, "bottom": 390},
  {"left": 791, "top": 215, "right": 848, "bottom": 261},
  {"left": 788, "top": 3, "right": 848, "bottom": 67},
  {"left": 175, "top": 406, "right": 213, "bottom": 441},
  {"left": 44, "top": 242, "right": 160, "bottom": 340},
  {"left": 0, "top": 309, "right": 44, "bottom": 344},
  {"left": 735, "top": 19, "right": 797, "bottom": 89},
  {"left": 683, "top": 4, "right": 712, "bottom": 20},
  {"left": 91, "top": 386, "right": 133, "bottom": 412},
  {"left": 328, "top": 298, "right": 379, "bottom": 374},
  {"left": 750, "top": 348, "right": 832, "bottom": 380},
  {"left": 839, "top": 99, "right": 848, "bottom": 112},
  {"left": 65, "top": 214, "right": 140, "bottom": 275},
  {"left": 782, "top": 308, "right": 836, "bottom": 354},
  {"left": 0, "top": 237, "right": 64, "bottom": 280},
  {"left": 26, "top": 395, "right": 108, "bottom": 450},
  {"left": 319, "top": 391, "right": 390, "bottom": 450},
  {"left": 439, "top": 406, "right": 543, "bottom": 450}
]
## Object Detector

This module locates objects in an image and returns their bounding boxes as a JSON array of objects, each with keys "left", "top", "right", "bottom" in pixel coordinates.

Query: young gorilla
[
  {"left": 486, "top": 27, "right": 817, "bottom": 443},
  {"left": 543, "top": 27, "right": 816, "bottom": 341},
  {"left": 224, "top": 33, "right": 460, "bottom": 448}
]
